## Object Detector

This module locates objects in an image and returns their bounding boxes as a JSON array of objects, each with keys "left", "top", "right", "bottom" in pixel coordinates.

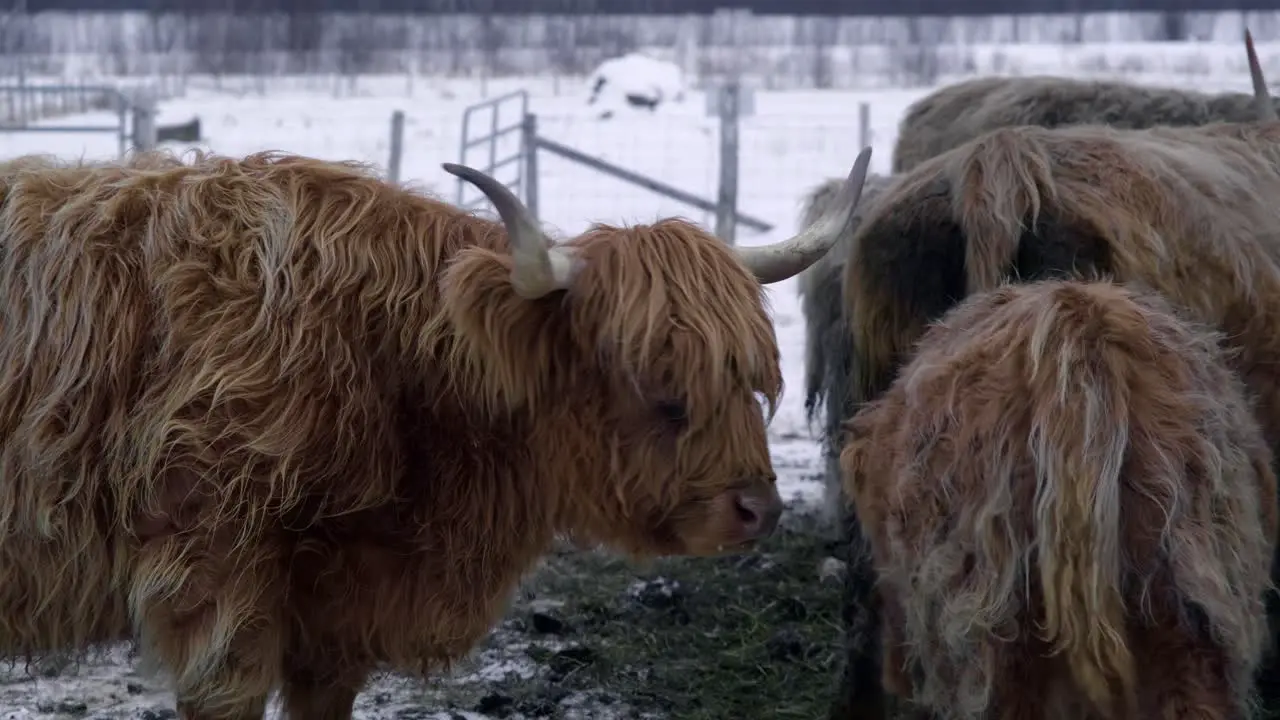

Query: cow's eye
[{"left": 655, "top": 400, "right": 688, "bottom": 429}]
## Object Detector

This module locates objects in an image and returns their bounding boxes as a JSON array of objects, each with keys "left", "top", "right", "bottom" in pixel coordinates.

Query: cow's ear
[{"left": 440, "top": 246, "right": 576, "bottom": 413}]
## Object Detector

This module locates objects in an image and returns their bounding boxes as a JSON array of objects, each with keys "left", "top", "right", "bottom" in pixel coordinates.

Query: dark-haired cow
[
  {"left": 829, "top": 37, "right": 1280, "bottom": 720},
  {"left": 796, "top": 172, "right": 894, "bottom": 531},
  {"left": 844, "top": 280, "right": 1277, "bottom": 720},
  {"left": 0, "top": 144, "right": 873, "bottom": 719},
  {"left": 891, "top": 30, "right": 1278, "bottom": 173}
]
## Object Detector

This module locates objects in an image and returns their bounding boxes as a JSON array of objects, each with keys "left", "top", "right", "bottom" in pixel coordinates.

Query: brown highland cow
[
  {"left": 842, "top": 280, "right": 1278, "bottom": 720},
  {"left": 829, "top": 33, "right": 1280, "bottom": 720},
  {"left": 0, "top": 144, "right": 873, "bottom": 719},
  {"left": 891, "top": 30, "right": 1280, "bottom": 173}
]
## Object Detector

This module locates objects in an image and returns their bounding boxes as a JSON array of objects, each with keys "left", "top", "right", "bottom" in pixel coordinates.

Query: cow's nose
[{"left": 732, "top": 486, "right": 783, "bottom": 540}]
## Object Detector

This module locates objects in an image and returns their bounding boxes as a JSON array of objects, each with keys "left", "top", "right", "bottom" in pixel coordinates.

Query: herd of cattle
[
  {"left": 808, "top": 29, "right": 1280, "bottom": 720},
  {"left": 0, "top": 28, "right": 1278, "bottom": 720}
]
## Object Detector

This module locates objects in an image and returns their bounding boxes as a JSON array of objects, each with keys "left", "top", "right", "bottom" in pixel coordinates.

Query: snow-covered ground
[{"left": 0, "top": 40, "right": 1270, "bottom": 718}]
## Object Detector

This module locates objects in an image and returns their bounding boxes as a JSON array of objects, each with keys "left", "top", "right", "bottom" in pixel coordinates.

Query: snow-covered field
[{"left": 0, "top": 40, "right": 1270, "bottom": 718}]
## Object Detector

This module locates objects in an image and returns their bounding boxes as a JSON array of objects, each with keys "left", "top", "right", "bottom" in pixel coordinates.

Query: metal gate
[
  {"left": 0, "top": 84, "right": 132, "bottom": 157},
  {"left": 455, "top": 90, "right": 529, "bottom": 212}
]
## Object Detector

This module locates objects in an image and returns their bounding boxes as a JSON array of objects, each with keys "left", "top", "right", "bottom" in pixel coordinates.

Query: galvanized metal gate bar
[{"left": 456, "top": 90, "right": 529, "bottom": 212}]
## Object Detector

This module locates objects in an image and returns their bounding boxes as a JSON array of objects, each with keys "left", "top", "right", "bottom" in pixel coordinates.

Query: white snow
[
  {"left": 0, "top": 38, "right": 1270, "bottom": 718},
  {"left": 585, "top": 53, "right": 686, "bottom": 119}
]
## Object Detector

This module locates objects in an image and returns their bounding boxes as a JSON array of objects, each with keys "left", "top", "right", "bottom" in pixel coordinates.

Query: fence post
[
  {"left": 15, "top": 63, "right": 27, "bottom": 127},
  {"left": 858, "top": 102, "right": 870, "bottom": 151},
  {"left": 115, "top": 92, "right": 128, "bottom": 157},
  {"left": 388, "top": 110, "right": 405, "bottom": 184},
  {"left": 131, "top": 97, "right": 157, "bottom": 153},
  {"left": 521, "top": 113, "right": 540, "bottom": 221},
  {"left": 714, "top": 81, "right": 741, "bottom": 246}
]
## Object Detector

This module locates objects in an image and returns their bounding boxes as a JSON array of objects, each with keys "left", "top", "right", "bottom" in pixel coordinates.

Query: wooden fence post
[
  {"left": 388, "top": 110, "right": 405, "bottom": 184},
  {"left": 521, "top": 113, "right": 539, "bottom": 220},
  {"left": 130, "top": 97, "right": 157, "bottom": 152}
]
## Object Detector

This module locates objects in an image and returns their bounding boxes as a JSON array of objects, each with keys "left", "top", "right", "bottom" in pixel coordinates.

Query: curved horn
[
  {"left": 735, "top": 146, "right": 873, "bottom": 285},
  {"left": 1246, "top": 29, "right": 1277, "bottom": 122},
  {"left": 442, "top": 163, "right": 576, "bottom": 298}
]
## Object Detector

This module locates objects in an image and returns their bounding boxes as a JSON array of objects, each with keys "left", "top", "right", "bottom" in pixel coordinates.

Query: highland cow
[
  {"left": 842, "top": 280, "right": 1278, "bottom": 720},
  {"left": 829, "top": 39, "right": 1280, "bottom": 720},
  {"left": 0, "top": 144, "right": 873, "bottom": 719},
  {"left": 891, "top": 30, "right": 1279, "bottom": 173}
]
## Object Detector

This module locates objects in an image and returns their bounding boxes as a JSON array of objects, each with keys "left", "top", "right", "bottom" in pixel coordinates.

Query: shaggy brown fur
[
  {"left": 0, "top": 148, "right": 808, "bottom": 719},
  {"left": 847, "top": 121, "right": 1280, "bottom": 446},
  {"left": 843, "top": 280, "right": 1278, "bottom": 720},
  {"left": 891, "top": 73, "right": 1280, "bottom": 173}
]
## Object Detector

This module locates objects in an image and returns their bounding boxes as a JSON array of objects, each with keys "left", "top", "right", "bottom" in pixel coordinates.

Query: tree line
[
  {"left": 14, "top": 0, "right": 1280, "bottom": 17},
  {"left": 1, "top": 9, "right": 1277, "bottom": 87}
]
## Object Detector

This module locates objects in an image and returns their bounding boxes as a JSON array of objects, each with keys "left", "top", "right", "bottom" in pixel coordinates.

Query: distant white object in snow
[{"left": 586, "top": 53, "right": 686, "bottom": 120}]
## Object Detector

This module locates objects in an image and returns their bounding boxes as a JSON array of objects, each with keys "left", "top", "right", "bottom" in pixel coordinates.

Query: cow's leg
[
  {"left": 132, "top": 523, "right": 287, "bottom": 720},
  {"left": 279, "top": 662, "right": 365, "bottom": 720},
  {"left": 828, "top": 509, "right": 887, "bottom": 720}
]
